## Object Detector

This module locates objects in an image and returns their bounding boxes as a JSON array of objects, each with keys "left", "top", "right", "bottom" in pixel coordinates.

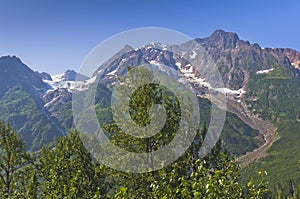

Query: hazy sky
[{"left": 0, "top": 0, "right": 299, "bottom": 75}]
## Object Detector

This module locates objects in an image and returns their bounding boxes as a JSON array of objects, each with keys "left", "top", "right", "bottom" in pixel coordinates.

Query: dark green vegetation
[
  {"left": 241, "top": 121, "right": 300, "bottom": 198},
  {"left": 246, "top": 66, "right": 300, "bottom": 122},
  {"left": 0, "top": 121, "right": 272, "bottom": 198},
  {"left": 197, "top": 98, "right": 259, "bottom": 156},
  {"left": 0, "top": 85, "right": 61, "bottom": 151},
  {"left": 241, "top": 66, "right": 300, "bottom": 197}
]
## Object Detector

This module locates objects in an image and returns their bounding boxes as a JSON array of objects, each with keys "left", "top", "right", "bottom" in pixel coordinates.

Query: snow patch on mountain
[
  {"left": 177, "top": 62, "right": 246, "bottom": 97},
  {"left": 256, "top": 68, "right": 275, "bottom": 74},
  {"left": 149, "top": 42, "right": 168, "bottom": 50},
  {"left": 175, "top": 62, "right": 181, "bottom": 68},
  {"left": 51, "top": 74, "right": 65, "bottom": 82},
  {"left": 150, "top": 60, "right": 167, "bottom": 72},
  {"left": 189, "top": 51, "right": 197, "bottom": 59},
  {"left": 44, "top": 75, "right": 97, "bottom": 92},
  {"left": 107, "top": 69, "right": 118, "bottom": 76},
  {"left": 215, "top": 87, "right": 246, "bottom": 96},
  {"left": 44, "top": 95, "right": 61, "bottom": 108}
]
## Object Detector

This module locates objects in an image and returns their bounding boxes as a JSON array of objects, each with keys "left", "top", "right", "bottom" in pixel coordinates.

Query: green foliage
[
  {"left": 245, "top": 170, "right": 271, "bottom": 198},
  {"left": 0, "top": 66, "right": 275, "bottom": 198},
  {"left": 105, "top": 74, "right": 181, "bottom": 154},
  {"left": 36, "top": 130, "right": 108, "bottom": 198},
  {"left": 110, "top": 124, "right": 270, "bottom": 199},
  {"left": 97, "top": 85, "right": 259, "bottom": 157},
  {"left": 0, "top": 121, "right": 31, "bottom": 198},
  {"left": 289, "top": 162, "right": 300, "bottom": 199},
  {"left": 0, "top": 121, "right": 272, "bottom": 198},
  {"left": 292, "top": 183, "right": 300, "bottom": 199},
  {"left": 265, "top": 66, "right": 293, "bottom": 79}
]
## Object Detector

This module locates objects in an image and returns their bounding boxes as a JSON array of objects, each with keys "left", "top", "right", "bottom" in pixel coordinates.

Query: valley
[{"left": 227, "top": 98, "right": 278, "bottom": 168}]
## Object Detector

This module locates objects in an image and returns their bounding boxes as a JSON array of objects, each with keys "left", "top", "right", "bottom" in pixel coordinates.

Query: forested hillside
[{"left": 0, "top": 121, "right": 274, "bottom": 199}]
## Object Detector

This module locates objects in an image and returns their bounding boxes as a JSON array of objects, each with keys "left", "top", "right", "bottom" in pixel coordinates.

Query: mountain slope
[
  {"left": 88, "top": 30, "right": 300, "bottom": 191},
  {"left": 0, "top": 84, "right": 63, "bottom": 150},
  {"left": 240, "top": 65, "right": 300, "bottom": 196},
  {"left": 0, "top": 56, "right": 64, "bottom": 150}
]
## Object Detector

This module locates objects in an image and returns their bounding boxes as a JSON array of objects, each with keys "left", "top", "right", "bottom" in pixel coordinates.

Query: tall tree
[{"left": 0, "top": 121, "right": 30, "bottom": 198}]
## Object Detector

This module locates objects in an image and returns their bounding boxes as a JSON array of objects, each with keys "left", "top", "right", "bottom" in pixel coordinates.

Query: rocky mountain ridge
[{"left": 0, "top": 29, "right": 299, "bottom": 153}]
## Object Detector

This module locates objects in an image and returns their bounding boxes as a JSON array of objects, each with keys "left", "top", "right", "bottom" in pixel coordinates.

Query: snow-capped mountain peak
[{"left": 43, "top": 70, "right": 95, "bottom": 92}]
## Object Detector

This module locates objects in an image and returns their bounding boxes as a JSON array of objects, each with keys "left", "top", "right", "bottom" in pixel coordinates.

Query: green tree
[
  {"left": 37, "top": 130, "right": 107, "bottom": 198},
  {"left": 0, "top": 121, "right": 30, "bottom": 198},
  {"left": 148, "top": 129, "right": 243, "bottom": 199},
  {"left": 11, "top": 165, "right": 39, "bottom": 199},
  {"left": 104, "top": 66, "right": 182, "bottom": 198},
  {"left": 245, "top": 170, "right": 271, "bottom": 198},
  {"left": 291, "top": 161, "right": 300, "bottom": 199},
  {"left": 111, "top": 122, "right": 271, "bottom": 199},
  {"left": 292, "top": 186, "right": 300, "bottom": 199}
]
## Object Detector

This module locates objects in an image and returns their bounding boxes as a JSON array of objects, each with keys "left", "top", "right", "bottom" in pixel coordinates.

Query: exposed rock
[
  {"left": 63, "top": 69, "right": 89, "bottom": 81},
  {"left": 35, "top": 71, "right": 52, "bottom": 81}
]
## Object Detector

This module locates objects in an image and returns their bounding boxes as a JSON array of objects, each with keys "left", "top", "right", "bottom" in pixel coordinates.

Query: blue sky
[{"left": 0, "top": 0, "right": 299, "bottom": 75}]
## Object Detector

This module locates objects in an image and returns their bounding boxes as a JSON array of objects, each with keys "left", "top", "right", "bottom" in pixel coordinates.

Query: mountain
[
  {"left": 195, "top": 30, "right": 299, "bottom": 89},
  {"left": 0, "top": 56, "right": 49, "bottom": 98},
  {"left": 89, "top": 30, "right": 300, "bottom": 193},
  {"left": 94, "top": 30, "right": 299, "bottom": 92},
  {"left": 0, "top": 57, "right": 92, "bottom": 150},
  {"left": 35, "top": 71, "right": 52, "bottom": 81},
  {"left": 0, "top": 30, "right": 300, "bottom": 193},
  {"left": 41, "top": 30, "right": 300, "bottom": 160},
  {"left": 0, "top": 56, "right": 64, "bottom": 150},
  {"left": 52, "top": 69, "right": 89, "bottom": 81}
]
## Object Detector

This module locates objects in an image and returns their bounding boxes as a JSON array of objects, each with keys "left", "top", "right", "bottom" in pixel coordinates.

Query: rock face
[
  {"left": 43, "top": 88, "right": 73, "bottom": 130},
  {"left": 264, "top": 48, "right": 300, "bottom": 70},
  {"left": 35, "top": 71, "right": 52, "bottom": 81},
  {"left": 197, "top": 30, "right": 243, "bottom": 51},
  {"left": 194, "top": 30, "right": 299, "bottom": 89},
  {"left": 63, "top": 69, "right": 89, "bottom": 81},
  {"left": 93, "top": 30, "right": 300, "bottom": 91},
  {"left": 265, "top": 47, "right": 300, "bottom": 63}
]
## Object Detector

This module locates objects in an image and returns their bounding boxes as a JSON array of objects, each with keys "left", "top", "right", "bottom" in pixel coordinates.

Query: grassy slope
[{"left": 240, "top": 66, "right": 300, "bottom": 196}]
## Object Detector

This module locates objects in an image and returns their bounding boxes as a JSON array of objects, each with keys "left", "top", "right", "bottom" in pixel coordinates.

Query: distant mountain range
[{"left": 0, "top": 30, "right": 300, "bottom": 187}]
